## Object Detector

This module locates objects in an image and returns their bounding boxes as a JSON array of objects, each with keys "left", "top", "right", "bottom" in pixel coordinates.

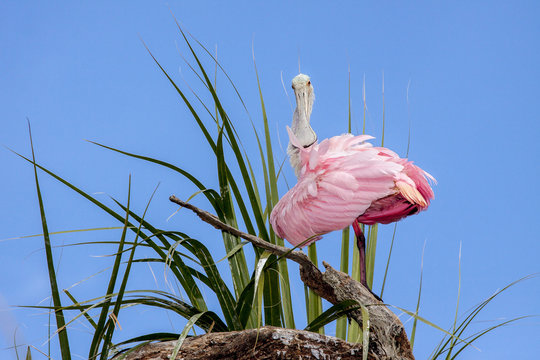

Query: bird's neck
[
  {"left": 287, "top": 143, "right": 302, "bottom": 177},
  {"left": 288, "top": 107, "right": 316, "bottom": 176}
]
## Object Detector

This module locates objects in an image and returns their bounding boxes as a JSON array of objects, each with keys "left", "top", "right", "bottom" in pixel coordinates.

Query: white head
[{"left": 290, "top": 74, "right": 316, "bottom": 147}]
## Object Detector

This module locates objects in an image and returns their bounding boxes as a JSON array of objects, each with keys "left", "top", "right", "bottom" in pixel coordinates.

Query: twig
[{"left": 169, "top": 195, "right": 313, "bottom": 268}]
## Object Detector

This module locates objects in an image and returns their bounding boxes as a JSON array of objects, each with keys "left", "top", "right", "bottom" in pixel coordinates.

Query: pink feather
[{"left": 270, "top": 133, "right": 435, "bottom": 247}]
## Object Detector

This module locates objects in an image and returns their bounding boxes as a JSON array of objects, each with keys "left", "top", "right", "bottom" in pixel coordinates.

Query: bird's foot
[
  {"left": 360, "top": 281, "right": 383, "bottom": 302},
  {"left": 369, "top": 288, "right": 383, "bottom": 302}
]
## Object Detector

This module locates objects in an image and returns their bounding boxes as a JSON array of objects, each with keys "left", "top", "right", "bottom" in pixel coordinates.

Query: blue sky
[{"left": 1, "top": 1, "right": 539, "bottom": 359}]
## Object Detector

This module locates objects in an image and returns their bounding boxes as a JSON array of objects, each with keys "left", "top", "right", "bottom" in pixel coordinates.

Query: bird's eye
[
  {"left": 307, "top": 81, "right": 311, "bottom": 86},
  {"left": 291, "top": 85, "right": 294, "bottom": 89}
]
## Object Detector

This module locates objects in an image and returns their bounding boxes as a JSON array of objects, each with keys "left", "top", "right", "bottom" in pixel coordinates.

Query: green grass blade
[
  {"left": 406, "top": 79, "right": 412, "bottom": 157},
  {"left": 128, "top": 291, "right": 227, "bottom": 332},
  {"left": 132, "top": 258, "right": 212, "bottom": 289},
  {"left": 410, "top": 241, "right": 426, "bottom": 349},
  {"left": 142, "top": 44, "right": 259, "bottom": 239},
  {"left": 381, "top": 72, "right": 385, "bottom": 147},
  {"left": 391, "top": 305, "right": 474, "bottom": 348},
  {"left": 262, "top": 267, "right": 282, "bottom": 327},
  {"left": 216, "top": 241, "right": 249, "bottom": 263},
  {"left": 27, "top": 123, "right": 71, "bottom": 360},
  {"left": 339, "top": 230, "right": 351, "bottom": 278},
  {"left": 179, "top": 33, "right": 283, "bottom": 326},
  {"left": 450, "top": 316, "right": 532, "bottom": 360},
  {"left": 348, "top": 224, "right": 362, "bottom": 343},
  {"left": 304, "top": 300, "right": 360, "bottom": 332},
  {"left": 361, "top": 305, "right": 370, "bottom": 360},
  {"left": 111, "top": 200, "right": 208, "bottom": 312},
  {"left": 63, "top": 290, "right": 97, "bottom": 329},
  {"left": 114, "top": 333, "right": 179, "bottom": 347},
  {"left": 253, "top": 52, "right": 294, "bottom": 329},
  {"left": 253, "top": 252, "right": 272, "bottom": 328},
  {"left": 244, "top": 145, "right": 264, "bottom": 219},
  {"left": 136, "top": 52, "right": 260, "bottom": 240},
  {"left": 444, "top": 243, "right": 462, "bottom": 360},
  {"left": 88, "top": 141, "right": 221, "bottom": 211},
  {"left": 337, "top": 81, "right": 353, "bottom": 338},
  {"left": 99, "top": 184, "right": 159, "bottom": 359},
  {"left": 216, "top": 127, "right": 251, "bottom": 301},
  {"left": 307, "top": 243, "right": 323, "bottom": 334},
  {"left": 336, "top": 82, "right": 354, "bottom": 340},
  {"left": 336, "top": 227, "right": 350, "bottom": 339},
  {"left": 170, "top": 312, "right": 206, "bottom": 360},
  {"left": 142, "top": 41, "right": 217, "bottom": 153},
  {"left": 235, "top": 277, "right": 256, "bottom": 329},
  {"left": 362, "top": 74, "right": 366, "bottom": 134},
  {"left": 14, "top": 330, "right": 20, "bottom": 360},
  {"left": 175, "top": 24, "right": 270, "bottom": 241},
  {"left": 88, "top": 176, "right": 132, "bottom": 359},
  {"left": 164, "top": 233, "right": 241, "bottom": 330},
  {"left": 439, "top": 275, "right": 535, "bottom": 359},
  {"left": 1, "top": 226, "right": 129, "bottom": 242},
  {"left": 380, "top": 223, "right": 398, "bottom": 298},
  {"left": 366, "top": 224, "right": 378, "bottom": 290},
  {"left": 189, "top": 31, "right": 253, "bottom": 119}
]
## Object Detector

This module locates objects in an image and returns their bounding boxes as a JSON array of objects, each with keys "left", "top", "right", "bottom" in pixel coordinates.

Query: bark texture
[{"left": 119, "top": 327, "right": 377, "bottom": 360}]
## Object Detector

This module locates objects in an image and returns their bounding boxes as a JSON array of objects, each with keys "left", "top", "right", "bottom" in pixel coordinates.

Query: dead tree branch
[{"left": 167, "top": 195, "right": 414, "bottom": 360}]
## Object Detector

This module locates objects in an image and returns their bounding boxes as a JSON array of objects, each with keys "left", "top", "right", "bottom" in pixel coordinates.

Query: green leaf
[
  {"left": 216, "top": 241, "right": 249, "bottom": 263},
  {"left": 336, "top": 227, "right": 351, "bottom": 339},
  {"left": 170, "top": 312, "right": 206, "bottom": 359},
  {"left": 112, "top": 200, "right": 208, "bottom": 312},
  {"left": 235, "top": 278, "right": 256, "bottom": 329},
  {"left": 27, "top": 123, "right": 71, "bottom": 360},
  {"left": 88, "top": 141, "right": 221, "bottom": 214},
  {"left": 88, "top": 176, "right": 132, "bottom": 360},
  {"left": 165, "top": 232, "right": 241, "bottom": 330},
  {"left": 410, "top": 241, "right": 426, "bottom": 349},
  {"left": 391, "top": 304, "right": 473, "bottom": 349},
  {"left": 10, "top": 148, "right": 203, "bottom": 310},
  {"left": 253, "top": 251, "right": 272, "bottom": 328},
  {"left": 380, "top": 223, "right": 398, "bottom": 298},
  {"left": 307, "top": 243, "right": 323, "bottom": 334},
  {"left": 304, "top": 300, "right": 360, "bottom": 332},
  {"left": 64, "top": 290, "right": 97, "bottom": 329},
  {"left": 253, "top": 52, "right": 294, "bottom": 329},
  {"left": 114, "top": 333, "right": 180, "bottom": 347},
  {"left": 99, "top": 184, "right": 160, "bottom": 359},
  {"left": 216, "top": 126, "right": 251, "bottom": 302},
  {"left": 361, "top": 305, "right": 370, "bottom": 360},
  {"left": 449, "top": 316, "right": 533, "bottom": 360},
  {"left": 429, "top": 274, "right": 536, "bottom": 359},
  {"left": 365, "top": 224, "right": 378, "bottom": 289},
  {"left": 360, "top": 305, "right": 369, "bottom": 360}
]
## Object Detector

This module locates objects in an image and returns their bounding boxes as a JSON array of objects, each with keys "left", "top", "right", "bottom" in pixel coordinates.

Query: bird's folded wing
[{"left": 270, "top": 145, "right": 403, "bottom": 247}]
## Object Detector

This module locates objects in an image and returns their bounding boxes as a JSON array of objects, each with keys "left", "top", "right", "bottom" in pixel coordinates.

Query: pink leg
[
  {"left": 352, "top": 220, "right": 382, "bottom": 301},
  {"left": 352, "top": 220, "right": 367, "bottom": 288}
]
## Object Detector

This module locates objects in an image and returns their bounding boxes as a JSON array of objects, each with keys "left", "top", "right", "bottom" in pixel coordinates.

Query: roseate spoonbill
[{"left": 270, "top": 74, "right": 434, "bottom": 294}]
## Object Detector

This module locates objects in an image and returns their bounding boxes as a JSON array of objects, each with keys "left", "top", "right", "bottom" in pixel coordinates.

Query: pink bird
[{"left": 270, "top": 74, "right": 435, "bottom": 294}]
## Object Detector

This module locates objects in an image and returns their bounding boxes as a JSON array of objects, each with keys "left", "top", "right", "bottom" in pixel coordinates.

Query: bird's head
[
  {"left": 290, "top": 73, "right": 316, "bottom": 148},
  {"left": 292, "top": 74, "right": 314, "bottom": 108}
]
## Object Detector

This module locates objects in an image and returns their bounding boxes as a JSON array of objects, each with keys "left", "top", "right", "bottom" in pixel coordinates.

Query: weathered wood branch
[
  {"left": 120, "top": 327, "right": 368, "bottom": 359},
  {"left": 166, "top": 195, "right": 414, "bottom": 360}
]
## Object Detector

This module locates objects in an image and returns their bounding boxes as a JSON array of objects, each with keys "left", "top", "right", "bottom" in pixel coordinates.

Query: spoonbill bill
[{"left": 270, "top": 74, "right": 434, "bottom": 293}]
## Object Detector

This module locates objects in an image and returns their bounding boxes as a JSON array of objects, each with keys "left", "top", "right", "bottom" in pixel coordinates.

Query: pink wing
[{"left": 270, "top": 134, "right": 405, "bottom": 247}]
